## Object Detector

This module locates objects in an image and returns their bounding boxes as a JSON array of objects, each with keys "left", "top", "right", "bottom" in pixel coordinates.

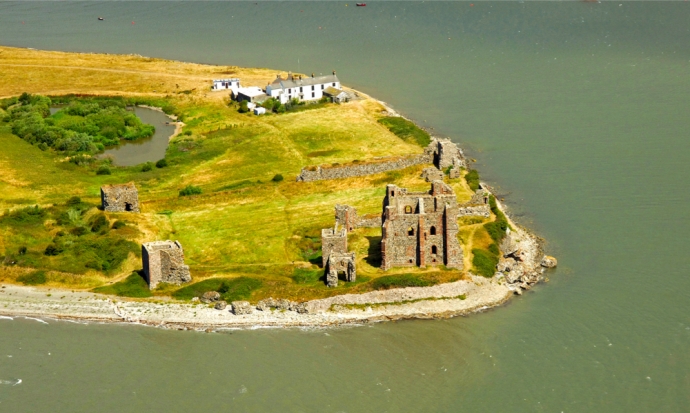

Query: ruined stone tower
[
  {"left": 101, "top": 182, "right": 140, "bottom": 212},
  {"left": 380, "top": 181, "right": 463, "bottom": 270},
  {"left": 321, "top": 223, "right": 356, "bottom": 287},
  {"left": 141, "top": 240, "right": 192, "bottom": 290}
]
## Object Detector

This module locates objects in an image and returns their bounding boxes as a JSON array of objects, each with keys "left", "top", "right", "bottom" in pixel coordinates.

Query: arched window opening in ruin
[
  {"left": 430, "top": 226, "right": 436, "bottom": 235},
  {"left": 391, "top": 191, "right": 395, "bottom": 197},
  {"left": 407, "top": 227, "right": 415, "bottom": 236},
  {"left": 405, "top": 205, "right": 412, "bottom": 214},
  {"left": 431, "top": 245, "right": 437, "bottom": 255},
  {"left": 125, "top": 203, "right": 133, "bottom": 212}
]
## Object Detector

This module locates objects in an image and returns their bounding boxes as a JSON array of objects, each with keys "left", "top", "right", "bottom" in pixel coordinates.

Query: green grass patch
[
  {"left": 17, "top": 270, "right": 47, "bottom": 286},
  {"left": 484, "top": 195, "right": 511, "bottom": 244},
  {"left": 172, "top": 277, "right": 262, "bottom": 302},
  {"left": 377, "top": 117, "right": 431, "bottom": 147},
  {"left": 216, "top": 180, "right": 256, "bottom": 192},
  {"left": 307, "top": 149, "right": 340, "bottom": 158},
  {"left": 465, "top": 169, "right": 480, "bottom": 191},
  {"left": 371, "top": 274, "right": 435, "bottom": 290},
  {"left": 93, "top": 272, "right": 153, "bottom": 297},
  {"left": 472, "top": 248, "right": 499, "bottom": 278},
  {"left": 292, "top": 267, "right": 323, "bottom": 284}
]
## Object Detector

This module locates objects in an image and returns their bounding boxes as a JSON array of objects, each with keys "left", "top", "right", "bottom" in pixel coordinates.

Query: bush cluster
[
  {"left": 1, "top": 93, "right": 155, "bottom": 156},
  {"left": 179, "top": 185, "right": 202, "bottom": 197}
]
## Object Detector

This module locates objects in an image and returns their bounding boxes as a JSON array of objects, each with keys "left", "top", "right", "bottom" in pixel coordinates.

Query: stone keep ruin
[
  {"left": 321, "top": 223, "right": 356, "bottom": 287},
  {"left": 381, "top": 181, "right": 463, "bottom": 270},
  {"left": 142, "top": 240, "right": 192, "bottom": 290},
  {"left": 101, "top": 182, "right": 140, "bottom": 212}
]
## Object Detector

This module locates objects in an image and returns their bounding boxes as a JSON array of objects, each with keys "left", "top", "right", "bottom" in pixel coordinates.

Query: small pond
[{"left": 50, "top": 106, "right": 176, "bottom": 166}]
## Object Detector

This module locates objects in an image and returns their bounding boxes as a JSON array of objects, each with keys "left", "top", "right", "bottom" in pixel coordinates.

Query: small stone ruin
[
  {"left": 320, "top": 223, "right": 356, "bottom": 287},
  {"left": 141, "top": 240, "right": 192, "bottom": 290},
  {"left": 101, "top": 182, "right": 140, "bottom": 212}
]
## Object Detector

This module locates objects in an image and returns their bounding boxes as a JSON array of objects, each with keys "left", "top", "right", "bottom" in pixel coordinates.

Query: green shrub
[
  {"left": 183, "top": 130, "right": 192, "bottom": 136},
  {"left": 96, "top": 166, "right": 111, "bottom": 175},
  {"left": 44, "top": 243, "right": 62, "bottom": 256},
  {"left": 472, "top": 248, "right": 499, "bottom": 277},
  {"left": 172, "top": 277, "right": 262, "bottom": 302},
  {"left": 371, "top": 274, "right": 434, "bottom": 290},
  {"left": 141, "top": 162, "right": 153, "bottom": 172},
  {"left": 292, "top": 267, "right": 322, "bottom": 284},
  {"left": 92, "top": 272, "right": 152, "bottom": 298},
  {"left": 179, "top": 185, "right": 202, "bottom": 197},
  {"left": 70, "top": 226, "right": 88, "bottom": 236},
  {"left": 377, "top": 117, "right": 431, "bottom": 147},
  {"left": 18, "top": 246, "right": 27, "bottom": 255},
  {"left": 155, "top": 159, "right": 168, "bottom": 168},
  {"left": 17, "top": 270, "right": 48, "bottom": 286},
  {"left": 238, "top": 100, "right": 249, "bottom": 113},
  {"left": 90, "top": 214, "right": 109, "bottom": 233},
  {"left": 465, "top": 169, "right": 480, "bottom": 191},
  {"left": 111, "top": 220, "right": 126, "bottom": 229},
  {"left": 271, "top": 174, "right": 284, "bottom": 182},
  {"left": 65, "top": 196, "right": 82, "bottom": 206}
]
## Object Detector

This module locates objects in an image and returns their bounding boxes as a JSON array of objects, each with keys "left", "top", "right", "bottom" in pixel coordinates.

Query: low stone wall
[
  {"left": 296, "top": 153, "right": 433, "bottom": 182},
  {"left": 357, "top": 215, "right": 382, "bottom": 228},
  {"left": 457, "top": 205, "right": 491, "bottom": 218}
]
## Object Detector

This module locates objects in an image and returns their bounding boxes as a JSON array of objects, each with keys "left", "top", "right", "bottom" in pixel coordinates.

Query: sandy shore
[{"left": 0, "top": 275, "right": 513, "bottom": 330}]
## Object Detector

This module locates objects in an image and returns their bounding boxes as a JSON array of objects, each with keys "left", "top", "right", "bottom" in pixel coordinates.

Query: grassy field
[{"left": 0, "top": 46, "right": 499, "bottom": 302}]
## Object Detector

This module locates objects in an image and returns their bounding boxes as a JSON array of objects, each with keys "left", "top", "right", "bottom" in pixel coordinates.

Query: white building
[
  {"left": 212, "top": 78, "right": 240, "bottom": 93},
  {"left": 253, "top": 107, "right": 266, "bottom": 115},
  {"left": 266, "top": 71, "right": 341, "bottom": 104}
]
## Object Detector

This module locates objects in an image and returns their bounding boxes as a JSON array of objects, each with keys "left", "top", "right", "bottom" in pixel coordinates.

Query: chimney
[
  {"left": 288, "top": 71, "right": 293, "bottom": 80},
  {"left": 332, "top": 70, "right": 336, "bottom": 75},
  {"left": 299, "top": 75, "right": 302, "bottom": 80},
  {"left": 311, "top": 73, "right": 315, "bottom": 78}
]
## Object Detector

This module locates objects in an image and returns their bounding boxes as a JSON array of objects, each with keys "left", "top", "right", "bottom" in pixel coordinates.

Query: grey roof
[
  {"left": 323, "top": 87, "right": 347, "bottom": 96},
  {"left": 271, "top": 73, "right": 340, "bottom": 89}
]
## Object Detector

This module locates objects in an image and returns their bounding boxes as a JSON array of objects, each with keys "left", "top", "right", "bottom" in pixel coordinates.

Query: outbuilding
[
  {"left": 323, "top": 87, "right": 350, "bottom": 104},
  {"left": 253, "top": 107, "right": 266, "bottom": 115}
]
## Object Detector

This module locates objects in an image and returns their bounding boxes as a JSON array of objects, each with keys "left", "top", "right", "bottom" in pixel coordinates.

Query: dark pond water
[{"left": 49, "top": 106, "right": 175, "bottom": 166}]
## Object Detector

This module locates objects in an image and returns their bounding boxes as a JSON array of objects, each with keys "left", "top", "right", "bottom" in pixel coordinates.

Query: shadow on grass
[{"left": 365, "top": 236, "right": 382, "bottom": 267}]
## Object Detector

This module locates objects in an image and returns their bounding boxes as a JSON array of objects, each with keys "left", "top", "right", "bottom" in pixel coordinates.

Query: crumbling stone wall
[
  {"left": 297, "top": 153, "right": 433, "bottom": 182},
  {"left": 142, "top": 240, "right": 192, "bottom": 290},
  {"left": 101, "top": 182, "right": 140, "bottom": 212},
  {"left": 297, "top": 138, "right": 467, "bottom": 183},
  {"left": 335, "top": 204, "right": 382, "bottom": 230},
  {"left": 381, "top": 181, "right": 463, "bottom": 270},
  {"left": 321, "top": 222, "right": 357, "bottom": 287},
  {"left": 421, "top": 167, "right": 444, "bottom": 182}
]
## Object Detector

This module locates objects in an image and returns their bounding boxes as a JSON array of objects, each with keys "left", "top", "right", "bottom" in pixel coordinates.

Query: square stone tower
[
  {"left": 142, "top": 240, "right": 192, "bottom": 290},
  {"left": 101, "top": 182, "right": 140, "bottom": 212}
]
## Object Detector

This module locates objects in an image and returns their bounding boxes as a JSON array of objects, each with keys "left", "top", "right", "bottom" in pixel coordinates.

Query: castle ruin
[
  {"left": 141, "top": 240, "right": 192, "bottom": 290},
  {"left": 381, "top": 181, "right": 463, "bottom": 270},
  {"left": 101, "top": 182, "right": 140, "bottom": 212},
  {"left": 321, "top": 223, "right": 356, "bottom": 287}
]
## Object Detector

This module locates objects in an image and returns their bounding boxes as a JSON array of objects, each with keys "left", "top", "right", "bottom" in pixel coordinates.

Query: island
[{"left": 0, "top": 46, "right": 556, "bottom": 329}]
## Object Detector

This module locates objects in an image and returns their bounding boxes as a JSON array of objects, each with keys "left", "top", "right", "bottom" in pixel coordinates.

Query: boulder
[
  {"left": 541, "top": 255, "right": 558, "bottom": 268},
  {"left": 275, "top": 298, "right": 292, "bottom": 310},
  {"left": 292, "top": 302, "right": 309, "bottom": 314},
  {"left": 200, "top": 291, "right": 220, "bottom": 303},
  {"left": 256, "top": 298, "right": 276, "bottom": 311},
  {"left": 231, "top": 301, "right": 253, "bottom": 315},
  {"left": 214, "top": 300, "right": 227, "bottom": 310}
]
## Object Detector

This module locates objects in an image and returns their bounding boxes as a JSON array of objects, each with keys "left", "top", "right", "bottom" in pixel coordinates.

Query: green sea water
[{"left": 1, "top": 2, "right": 689, "bottom": 412}]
